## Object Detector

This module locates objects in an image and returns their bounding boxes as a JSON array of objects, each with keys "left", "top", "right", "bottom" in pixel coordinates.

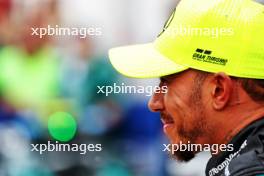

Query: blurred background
[{"left": 0, "top": 0, "right": 211, "bottom": 175}]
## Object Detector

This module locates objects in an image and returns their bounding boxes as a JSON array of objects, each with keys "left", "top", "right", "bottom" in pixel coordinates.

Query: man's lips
[
  {"left": 161, "top": 114, "right": 174, "bottom": 125},
  {"left": 161, "top": 114, "right": 175, "bottom": 134}
]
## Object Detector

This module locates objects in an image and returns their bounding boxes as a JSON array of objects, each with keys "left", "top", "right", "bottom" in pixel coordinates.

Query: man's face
[{"left": 148, "top": 69, "right": 211, "bottom": 161}]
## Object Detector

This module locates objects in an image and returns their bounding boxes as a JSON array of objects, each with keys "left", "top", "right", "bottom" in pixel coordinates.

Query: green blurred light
[{"left": 48, "top": 112, "right": 77, "bottom": 142}]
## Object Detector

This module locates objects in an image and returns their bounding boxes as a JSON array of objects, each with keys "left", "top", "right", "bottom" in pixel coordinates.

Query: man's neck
[{"left": 212, "top": 103, "right": 264, "bottom": 148}]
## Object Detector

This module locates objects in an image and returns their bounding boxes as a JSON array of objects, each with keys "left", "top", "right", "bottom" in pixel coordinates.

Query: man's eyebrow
[
  {"left": 160, "top": 76, "right": 169, "bottom": 82},
  {"left": 160, "top": 74, "right": 177, "bottom": 82}
]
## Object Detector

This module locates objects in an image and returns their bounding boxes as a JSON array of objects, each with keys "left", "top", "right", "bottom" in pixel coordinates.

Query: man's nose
[{"left": 148, "top": 92, "right": 164, "bottom": 112}]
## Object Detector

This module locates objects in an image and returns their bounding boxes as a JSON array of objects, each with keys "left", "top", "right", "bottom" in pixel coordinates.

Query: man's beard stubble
[{"left": 168, "top": 72, "right": 209, "bottom": 162}]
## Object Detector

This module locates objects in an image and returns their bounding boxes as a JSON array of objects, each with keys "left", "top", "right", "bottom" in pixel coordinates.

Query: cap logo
[{"left": 192, "top": 48, "right": 228, "bottom": 66}]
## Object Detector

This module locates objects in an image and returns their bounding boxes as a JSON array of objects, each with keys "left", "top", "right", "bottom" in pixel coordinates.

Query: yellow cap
[{"left": 109, "top": 0, "right": 264, "bottom": 79}]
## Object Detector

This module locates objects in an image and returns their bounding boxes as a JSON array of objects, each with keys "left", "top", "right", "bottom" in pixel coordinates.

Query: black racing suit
[{"left": 206, "top": 118, "right": 264, "bottom": 176}]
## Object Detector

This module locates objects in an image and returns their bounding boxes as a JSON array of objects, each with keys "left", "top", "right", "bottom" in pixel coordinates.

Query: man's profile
[{"left": 108, "top": 0, "right": 264, "bottom": 175}]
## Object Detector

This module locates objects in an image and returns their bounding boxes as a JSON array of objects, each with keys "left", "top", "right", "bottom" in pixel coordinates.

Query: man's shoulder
[
  {"left": 206, "top": 119, "right": 264, "bottom": 176},
  {"left": 227, "top": 150, "right": 264, "bottom": 176},
  {"left": 226, "top": 126, "right": 264, "bottom": 176}
]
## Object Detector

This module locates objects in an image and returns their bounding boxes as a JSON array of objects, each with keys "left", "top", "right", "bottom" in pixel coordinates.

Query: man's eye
[
  {"left": 159, "top": 80, "right": 165, "bottom": 87},
  {"left": 160, "top": 78, "right": 169, "bottom": 85},
  {"left": 159, "top": 79, "right": 168, "bottom": 87}
]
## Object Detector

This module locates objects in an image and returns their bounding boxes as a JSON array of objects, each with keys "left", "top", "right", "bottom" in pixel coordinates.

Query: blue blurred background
[{"left": 0, "top": 0, "right": 210, "bottom": 175}]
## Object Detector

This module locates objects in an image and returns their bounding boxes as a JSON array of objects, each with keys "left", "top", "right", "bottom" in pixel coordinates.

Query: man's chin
[{"left": 170, "top": 150, "right": 196, "bottom": 162}]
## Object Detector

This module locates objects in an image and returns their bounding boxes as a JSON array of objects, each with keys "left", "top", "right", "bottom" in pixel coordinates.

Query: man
[{"left": 108, "top": 0, "right": 264, "bottom": 175}]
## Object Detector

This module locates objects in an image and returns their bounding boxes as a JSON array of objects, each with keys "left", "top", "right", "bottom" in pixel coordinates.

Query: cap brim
[{"left": 109, "top": 43, "right": 189, "bottom": 78}]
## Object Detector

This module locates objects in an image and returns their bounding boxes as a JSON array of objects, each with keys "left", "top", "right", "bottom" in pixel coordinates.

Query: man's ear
[{"left": 210, "top": 72, "right": 233, "bottom": 110}]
